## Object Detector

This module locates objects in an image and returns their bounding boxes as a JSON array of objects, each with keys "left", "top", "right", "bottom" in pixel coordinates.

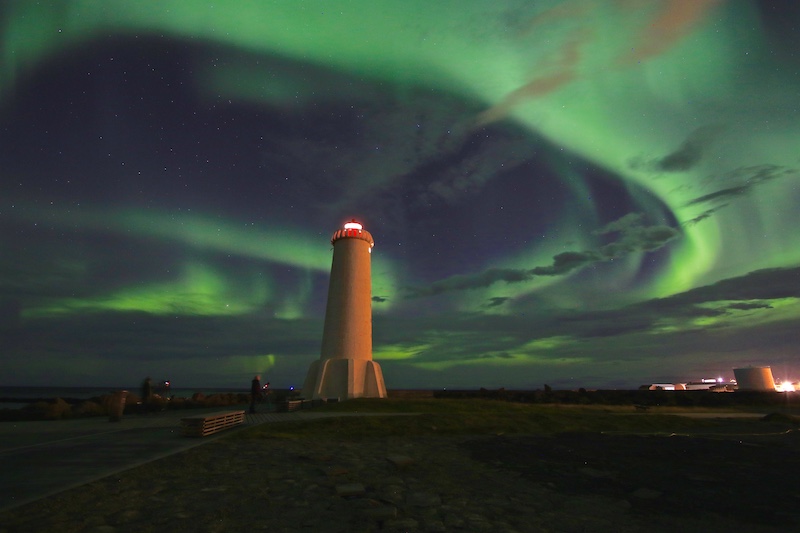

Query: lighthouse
[{"left": 302, "top": 220, "right": 387, "bottom": 400}]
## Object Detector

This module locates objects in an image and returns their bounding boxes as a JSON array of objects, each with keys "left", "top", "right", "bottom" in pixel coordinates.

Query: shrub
[
  {"left": 24, "top": 398, "right": 72, "bottom": 419},
  {"left": 74, "top": 401, "right": 104, "bottom": 417},
  {"left": 204, "top": 393, "right": 239, "bottom": 406}
]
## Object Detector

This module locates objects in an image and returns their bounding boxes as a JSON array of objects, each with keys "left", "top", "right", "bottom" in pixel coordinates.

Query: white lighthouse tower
[{"left": 302, "top": 220, "right": 387, "bottom": 400}]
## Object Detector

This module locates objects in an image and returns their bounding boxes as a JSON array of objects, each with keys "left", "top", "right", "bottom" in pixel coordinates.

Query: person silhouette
[
  {"left": 141, "top": 377, "right": 153, "bottom": 412},
  {"left": 250, "top": 375, "right": 261, "bottom": 413}
]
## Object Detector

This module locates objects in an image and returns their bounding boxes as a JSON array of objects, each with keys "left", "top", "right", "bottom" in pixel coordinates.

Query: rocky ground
[{"left": 2, "top": 422, "right": 799, "bottom": 532}]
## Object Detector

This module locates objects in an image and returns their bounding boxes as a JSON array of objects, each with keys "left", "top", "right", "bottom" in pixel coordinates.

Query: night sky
[{"left": 2, "top": 1, "right": 799, "bottom": 390}]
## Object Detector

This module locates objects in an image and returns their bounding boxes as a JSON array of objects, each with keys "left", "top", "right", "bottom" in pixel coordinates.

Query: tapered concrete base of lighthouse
[{"left": 303, "top": 358, "right": 387, "bottom": 400}]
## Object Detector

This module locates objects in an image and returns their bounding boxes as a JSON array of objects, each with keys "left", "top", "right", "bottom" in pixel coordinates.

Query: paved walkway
[{"left": 0, "top": 405, "right": 356, "bottom": 512}]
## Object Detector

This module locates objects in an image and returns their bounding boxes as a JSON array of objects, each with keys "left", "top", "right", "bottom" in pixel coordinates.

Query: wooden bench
[
  {"left": 181, "top": 410, "right": 245, "bottom": 437},
  {"left": 276, "top": 399, "right": 303, "bottom": 412},
  {"left": 634, "top": 404, "right": 650, "bottom": 412}
]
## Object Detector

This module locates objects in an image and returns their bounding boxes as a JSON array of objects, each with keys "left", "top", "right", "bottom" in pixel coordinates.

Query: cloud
[
  {"left": 516, "top": 3, "right": 593, "bottom": 34},
  {"left": 415, "top": 128, "right": 535, "bottom": 206},
  {"left": 629, "top": 125, "right": 725, "bottom": 173},
  {"left": 726, "top": 301, "right": 773, "bottom": 311},
  {"left": 681, "top": 204, "right": 729, "bottom": 227},
  {"left": 404, "top": 268, "right": 535, "bottom": 298},
  {"left": 476, "top": 73, "right": 577, "bottom": 127},
  {"left": 7, "top": 311, "right": 324, "bottom": 365},
  {"left": 684, "top": 184, "right": 755, "bottom": 207},
  {"left": 388, "top": 267, "right": 799, "bottom": 364},
  {"left": 593, "top": 212, "right": 680, "bottom": 256},
  {"left": 684, "top": 164, "right": 798, "bottom": 207},
  {"left": 481, "top": 0, "right": 722, "bottom": 127},
  {"left": 654, "top": 266, "right": 800, "bottom": 304},
  {"left": 530, "top": 251, "right": 600, "bottom": 277},
  {"left": 476, "top": 28, "right": 592, "bottom": 126},
  {"left": 579, "top": 322, "right": 658, "bottom": 339},
  {"left": 542, "top": 269, "right": 794, "bottom": 346},
  {"left": 372, "top": 296, "right": 388, "bottom": 303},
  {"left": 481, "top": 351, "right": 514, "bottom": 359},
  {"left": 485, "top": 297, "right": 511, "bottom": 308},
  {"left": 539, "top": 267, "right": 800, "bottom": 342},
  {"left": 404, "top": 213, "right": 680, "bottom": 298},
  {"left": 616, "top": 0, "right": 722, "bottom": 67},
  {"left": 656, "top": 125, "right": 725, "bottom": 172}
]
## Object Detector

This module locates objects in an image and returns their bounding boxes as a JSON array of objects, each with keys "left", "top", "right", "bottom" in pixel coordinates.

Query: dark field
[
  {"left": 466, "top": 428, "right": 800, "bottom": 528},
  {"left": 1, "top": 397, "right": 799, "bottom": 532}
]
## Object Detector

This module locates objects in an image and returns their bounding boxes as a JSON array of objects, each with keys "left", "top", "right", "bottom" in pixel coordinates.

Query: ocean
[{"left": 0, "top": 385, "right": 248, "bottom": 410}]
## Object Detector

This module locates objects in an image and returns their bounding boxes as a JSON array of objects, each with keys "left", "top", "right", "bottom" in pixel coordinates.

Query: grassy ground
[
  {"left": 3, "top": 398, "right": 798, "bottom": 532},
  {"left": 234, "top": 398, "right": 762, "bottom": 441}
]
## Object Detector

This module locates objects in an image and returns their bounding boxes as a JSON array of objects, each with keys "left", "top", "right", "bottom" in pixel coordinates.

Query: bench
[
  {"left": 276, "top": 399, "right": 303, "bottom": 412},
  {"left": 181, "top": 410, "right": 245, "bottom": 437},
  {"left": 634, "top": 404, "right": 650, "bottom": 412}
]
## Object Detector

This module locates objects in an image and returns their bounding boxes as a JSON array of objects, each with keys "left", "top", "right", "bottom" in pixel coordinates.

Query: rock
[
  {"left": 406, "top": 491, "right": 441, "bottom": 507},
  {"left": 200, "top": 486, "right": 228, "bottom": 492},
  {"left": 364, "top": 505, "right": 398, "bottom": 521},
  {"left": 424, "top": 519, "right": 447, "bottom": 532},
  {"left": 444, "top": 512, "right": 466, "bottom": 528},
  {"left": 379, "top": 484, "right": 405, "bottom": 505},
  {"left": 578, "top": 467, "right": 616, "bottom": 479},
  {"left": 386, "top": 454, "right": 415, "bottom": 468},
  {"left": 630, "top": 487, "right": 663, "bottom": 499},
  {"left": 336, "top": 483, "right": 366, "bottom": 497},
  {"left": 481, "top": 496, "right": 511, "bottom": 507},
  {"left": 386, "top": 517, "right": 419, "bottom": 530},
  {"left": 110, "top": 509, "right": 141, "bottom": 525},
  {"left": 350, "top": 497, "right": 380, "bottom": 507},
  {"left": 298, "top": 451, "right": 333, "bottom": 462},
  {"left": 324, "top": 465, "right": 349, "bottom": 476},
  {"left": 82, "top": 516, "right": 108, "bottom": 528},
  {"left": 464, "top": 518, "right": 494, "bottom": 531},
  {"left": 303, "top": 483, "right": 323, "bottom": 496}
]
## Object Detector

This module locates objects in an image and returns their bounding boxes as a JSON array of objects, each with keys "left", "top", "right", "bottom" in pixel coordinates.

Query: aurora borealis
[{"left": 2, "top": 0, "right": 799, "bottom": 389}]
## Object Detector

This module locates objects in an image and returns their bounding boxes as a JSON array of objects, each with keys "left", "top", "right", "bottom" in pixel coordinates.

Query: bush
[
  {"left": 204, "top": 393, "right": 239, "bottom": 406},
  {"left": 74, "top": 401, "right": 104, "bottom": 417},
  {"left": 24, "top": 398, "right": 72, "bottom": 419}
]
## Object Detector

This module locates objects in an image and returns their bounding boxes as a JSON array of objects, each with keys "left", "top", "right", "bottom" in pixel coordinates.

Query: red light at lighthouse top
[{"left": 331, "top": 219, "right": 374, "bottom": 248}]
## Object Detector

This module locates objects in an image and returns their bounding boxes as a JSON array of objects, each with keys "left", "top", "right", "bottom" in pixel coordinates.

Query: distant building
[
  {"left": 649, "top": 378, "right": 733, "bottom": 392},
  {"left": 648, "top": 383, "right": 677, "bottom": 391},
  {"left": 733, "top": 366, "right": 776, "bottom": 391},
  {"left": 684, "top": 378, "right": 719, "bottom": 391}
]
